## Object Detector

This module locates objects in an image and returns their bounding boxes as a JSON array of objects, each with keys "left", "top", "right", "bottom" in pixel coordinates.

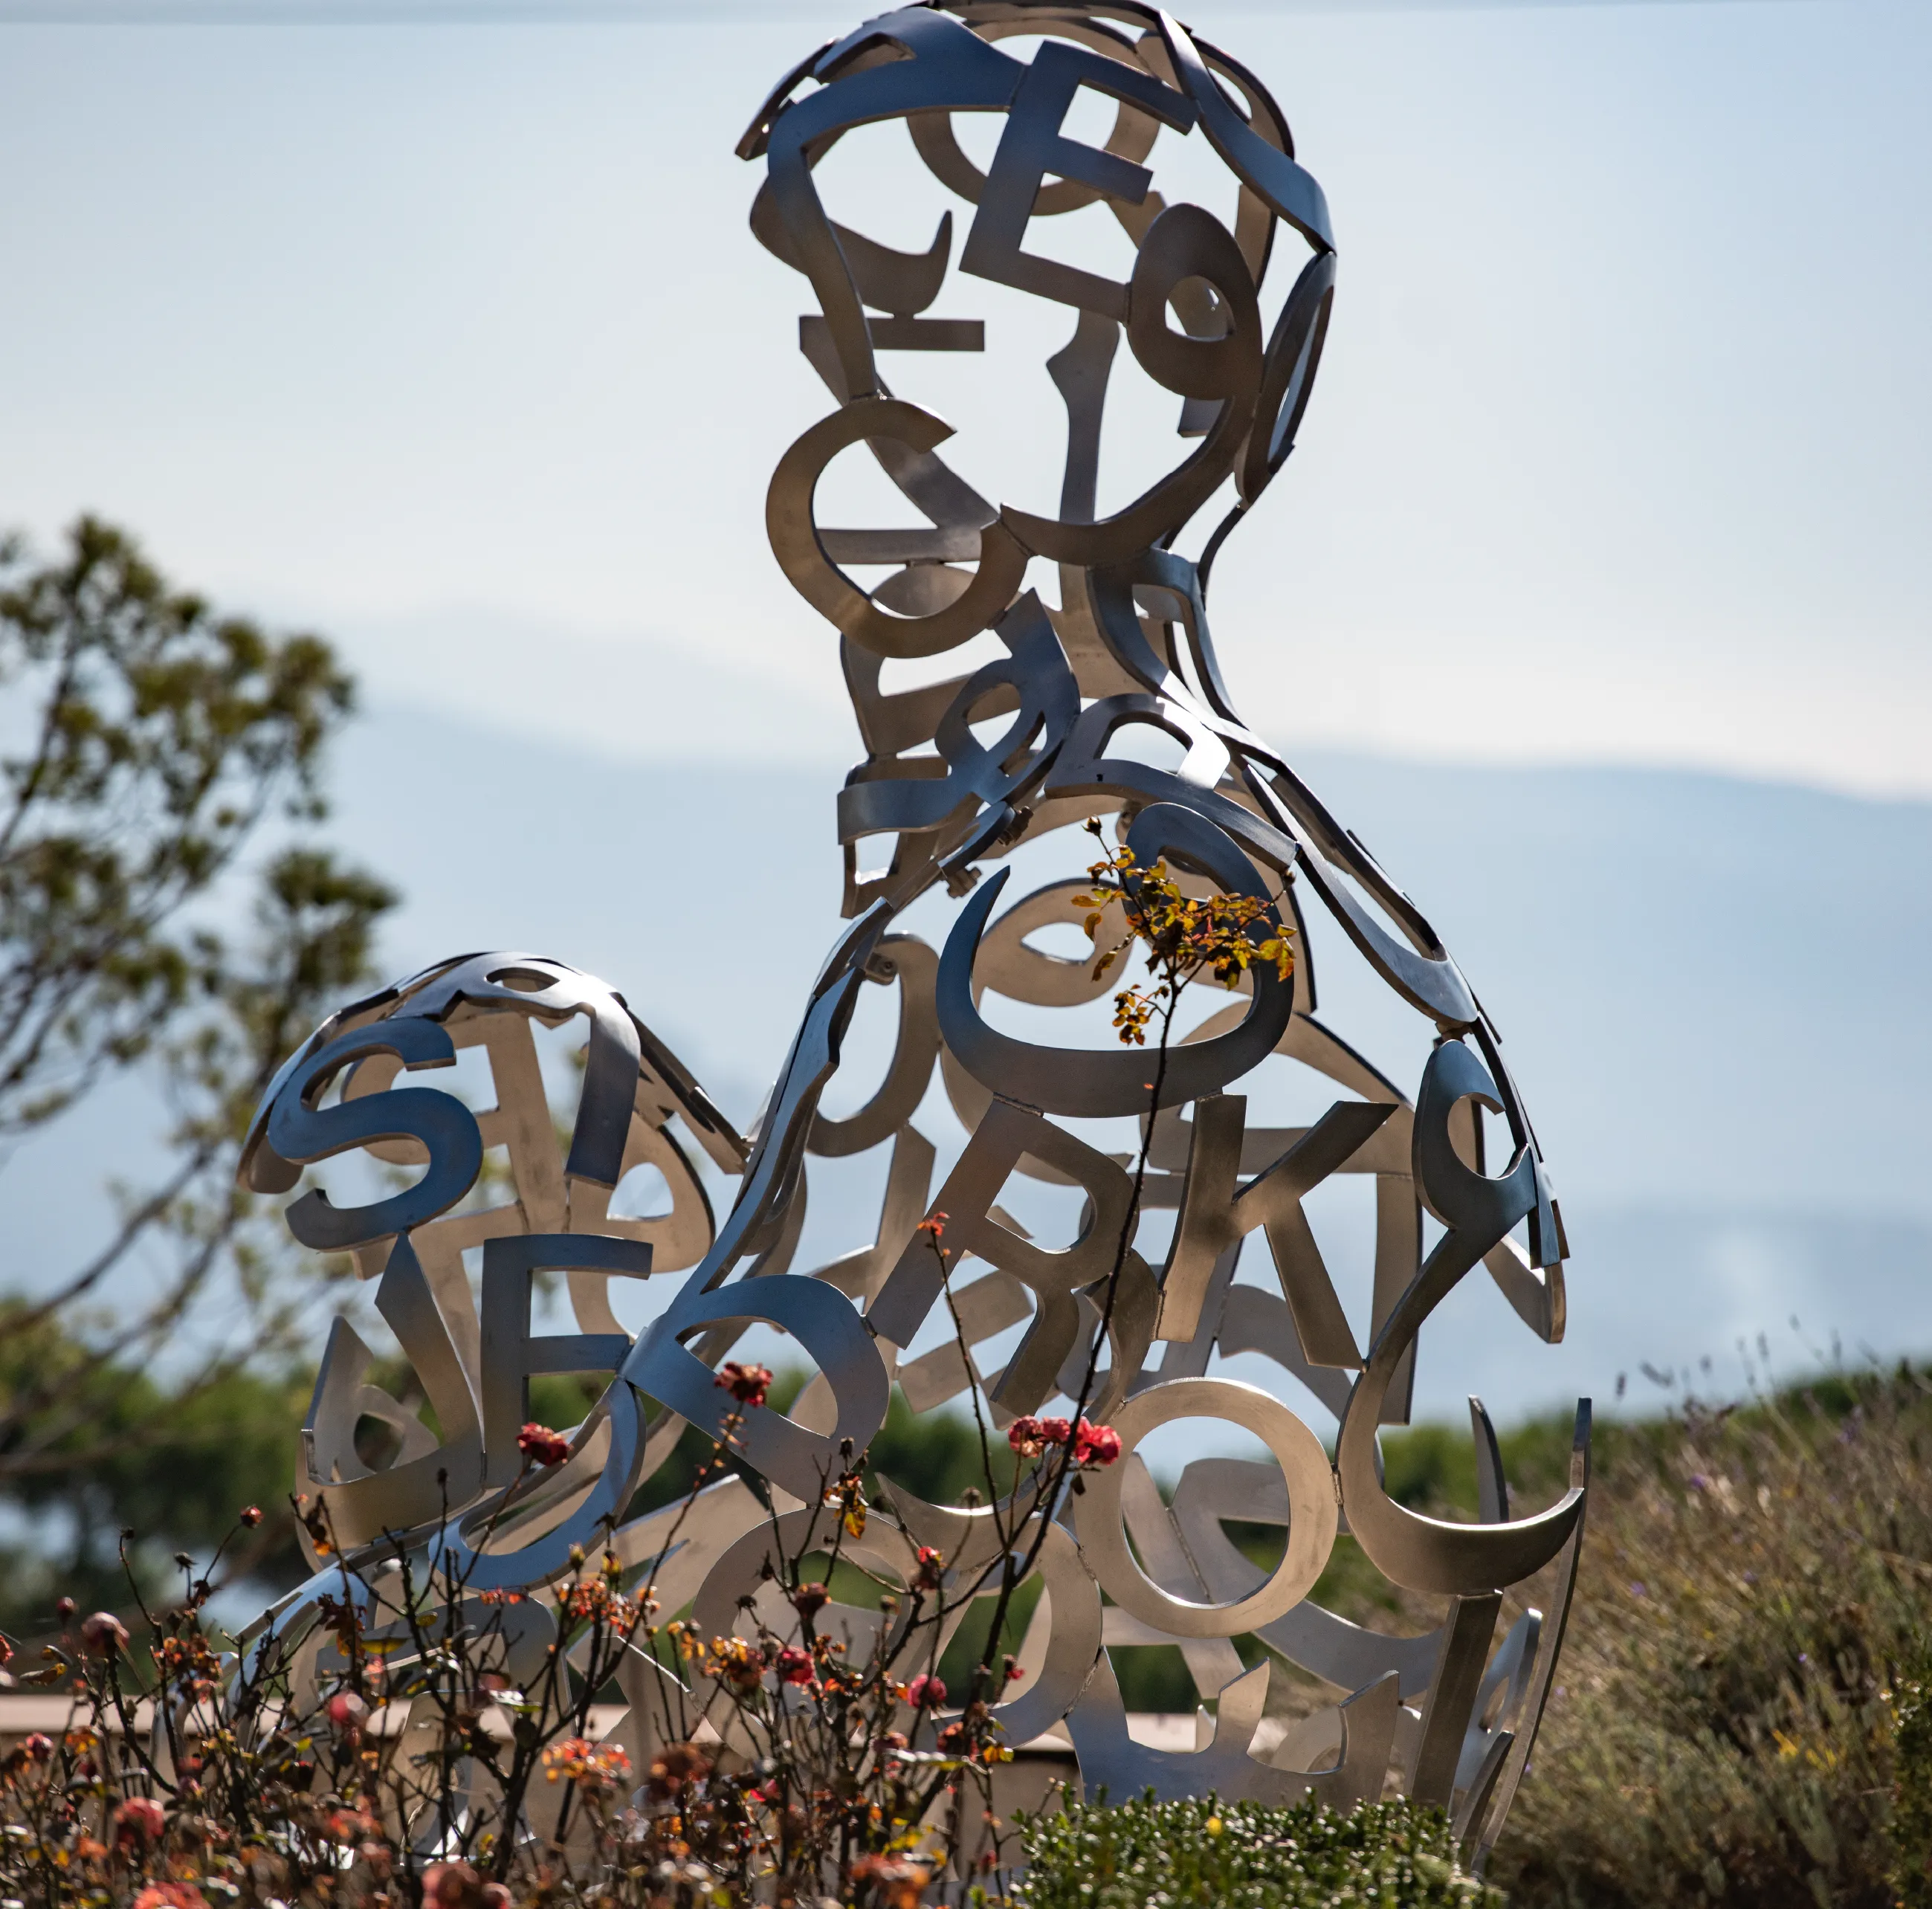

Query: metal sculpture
[{"left": 239, "top": 3, "right": 1586, "bottom": 1867}]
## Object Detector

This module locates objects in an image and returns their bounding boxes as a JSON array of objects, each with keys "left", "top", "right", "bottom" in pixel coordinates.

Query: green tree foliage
[
  {"left": 0, "top": 1314, "right": 312, "bottom": 1633},
  {"left": 0, "top": 517, "right": 396, "bottom": 1635},
  {"left": 0, "top": 516, "right": 354, "bottom": 1131}
]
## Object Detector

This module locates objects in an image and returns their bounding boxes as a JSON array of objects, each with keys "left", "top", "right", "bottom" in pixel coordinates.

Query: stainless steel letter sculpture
[{"left": 241, "top": 4, "right": 1586, "bottom": 1864}]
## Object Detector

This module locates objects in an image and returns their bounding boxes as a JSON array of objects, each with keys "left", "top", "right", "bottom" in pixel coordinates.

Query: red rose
[
  {"left": 715, "top": 1361, "right": 772, "bottom": 1408},
  {"left": 113, "top": 1795, "right": 166, "bottom": 1844},
  {"left": 326, "top": 1690, "right": 368, "bottom": 1729},
  {"left": 132, "top": 1887, "right": 207, "bottom": 1909},
  {"left": 1074, "top": 1419, "right": 1122, "bottom": 1467},
  {"left": 912, "top": 1546, "right": 944, "bottom": 1593},
  {"left": 424, "top": 1862, "right": 472, "bottom": 1906},
  {"left": 907, "top": 1673, "right": 946, "bottom": 1710},
  {"left": 775, "top": 1645, "right": 815, "bottom": 1686},
  {"left": 1036, "top": 1417, "right": 1072, "bottom": 1447},
  {"left": 1005, "top": 1415, "right": 1046, "bottom": 1459},
  {"left": 516, "top": 1423, "right": 572, "bottom": 1467},
  {"left": 422, "top": 1860, "right": 507, "bottom": 1908}
]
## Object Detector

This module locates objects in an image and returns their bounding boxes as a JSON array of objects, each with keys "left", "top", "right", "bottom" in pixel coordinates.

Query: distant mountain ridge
[
  {"left": 6, "top": 702, "right": 1923, "bottom": 1424},
  {"left": 320, "top": 705, "right": 1932, "bottom": 1418},
  {"left": 335, "top": 707, "right": 1932, "bottom": 1209}
]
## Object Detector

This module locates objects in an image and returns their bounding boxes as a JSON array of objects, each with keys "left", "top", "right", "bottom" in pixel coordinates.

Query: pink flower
[
  {"left": 1074, "top": 1418, "right": 1122, "bottom": 1467},
  {"left": 1006, "top": 1415, "right": 1046, "bottom": 1459},
  {"left": 424, "top": 1861, "right": 476, "bottom": 1906},
  {"left": 1036, "top": 1417, "right": 1072, "bottom": 1447},
  {"left": 422, "top": 1861, "right": 511, "bottom": 1908},
  {"left": 19, "top": 1733, "right": 51, "bottom": 1761},
  {"left": 239, "top": 1505, "right": 263, "bottom": 1528},
  {"left": 113, "top": 1795, "right": 166, "bottom": 1844},
  {"left": 912, "top": 1546, "right": 944, "bottom": 1593},
  {"left": 775, "top": 1645, "right": 815, "bottom": 1686},
  {"left": 716, "top": 1361, "right": 772, "bottom": 1407},
  {"left": 907, "top": 1672, "right": 946, "bottom": 1710},
  {"left": 517, "top": 1423, "right": 571, "bottom": 1467},
  {"left": 132, "top": 1887, "right": 207, "bottom": 1909},
  {"left": 80, "top": 1611, "right": 129, "bottom": 1656},
  {"left": 326, "top": 1690, "right": 368, "bottom": 1729}
]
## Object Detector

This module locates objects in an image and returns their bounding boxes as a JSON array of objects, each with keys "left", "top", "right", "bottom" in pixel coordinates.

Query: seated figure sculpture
[{"left": 238, "top": 3, "right": 1587, "bottom": 1868}]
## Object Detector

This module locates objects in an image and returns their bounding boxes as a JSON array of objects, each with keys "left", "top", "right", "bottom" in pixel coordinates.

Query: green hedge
[{"left": 1013, "top": 1792, "right": 1502, "bottom": 1909}]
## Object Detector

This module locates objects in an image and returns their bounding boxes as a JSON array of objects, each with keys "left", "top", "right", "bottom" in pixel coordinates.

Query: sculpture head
[
  {"left": 747, "top": 7, "right": 1339, "bottom": 911},
  {"left": 746, "top": 4, "right": 1335, "bottom": 576}
]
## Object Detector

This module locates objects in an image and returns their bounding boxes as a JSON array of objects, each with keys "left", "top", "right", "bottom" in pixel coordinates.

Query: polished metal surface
[{"left": 239, "top": 6, "right": 1584, "bottom": 1863}]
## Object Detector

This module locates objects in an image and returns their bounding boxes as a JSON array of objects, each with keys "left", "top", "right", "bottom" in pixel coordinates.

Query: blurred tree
[
  {"left": 0, "top": 1317, "right": 313, "bottom": 1633},
  {"left": 0, "top": 516, "right": 396, "bottom": 1633}
]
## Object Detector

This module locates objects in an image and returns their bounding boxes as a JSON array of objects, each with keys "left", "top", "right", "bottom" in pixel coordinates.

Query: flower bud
[{"left": 80, "top": 1612, "right": 129, "bottom": 1656}]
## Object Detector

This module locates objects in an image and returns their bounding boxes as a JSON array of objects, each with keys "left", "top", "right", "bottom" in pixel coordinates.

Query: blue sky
[
  {"left": 4, "top": 2, "right": 1931, "bottom": 1432},
  {"left": 0, "top": 0, "right": 1926, "bottom": 790}
]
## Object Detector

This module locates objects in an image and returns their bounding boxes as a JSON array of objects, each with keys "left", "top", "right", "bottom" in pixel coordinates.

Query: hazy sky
[{"left": 0, "top": 1, "right": 1926, "bottom": 791}]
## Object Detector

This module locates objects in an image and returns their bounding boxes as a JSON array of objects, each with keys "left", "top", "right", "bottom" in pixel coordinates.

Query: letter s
[{"left": 265, "top": 1018, "right": 484, "bottom": 1250}]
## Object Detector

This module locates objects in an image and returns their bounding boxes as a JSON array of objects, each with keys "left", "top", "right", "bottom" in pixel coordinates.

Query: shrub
[
  {"left": 1890, "top": 1634, "right": 1932, "bottom": 1906},
  {"left": 1013, "top": 1791, "right": 1501, "bottom": 1909},
  {"left": 1489, "top": 1367, "right": 1932, "bottom": 1908}
]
